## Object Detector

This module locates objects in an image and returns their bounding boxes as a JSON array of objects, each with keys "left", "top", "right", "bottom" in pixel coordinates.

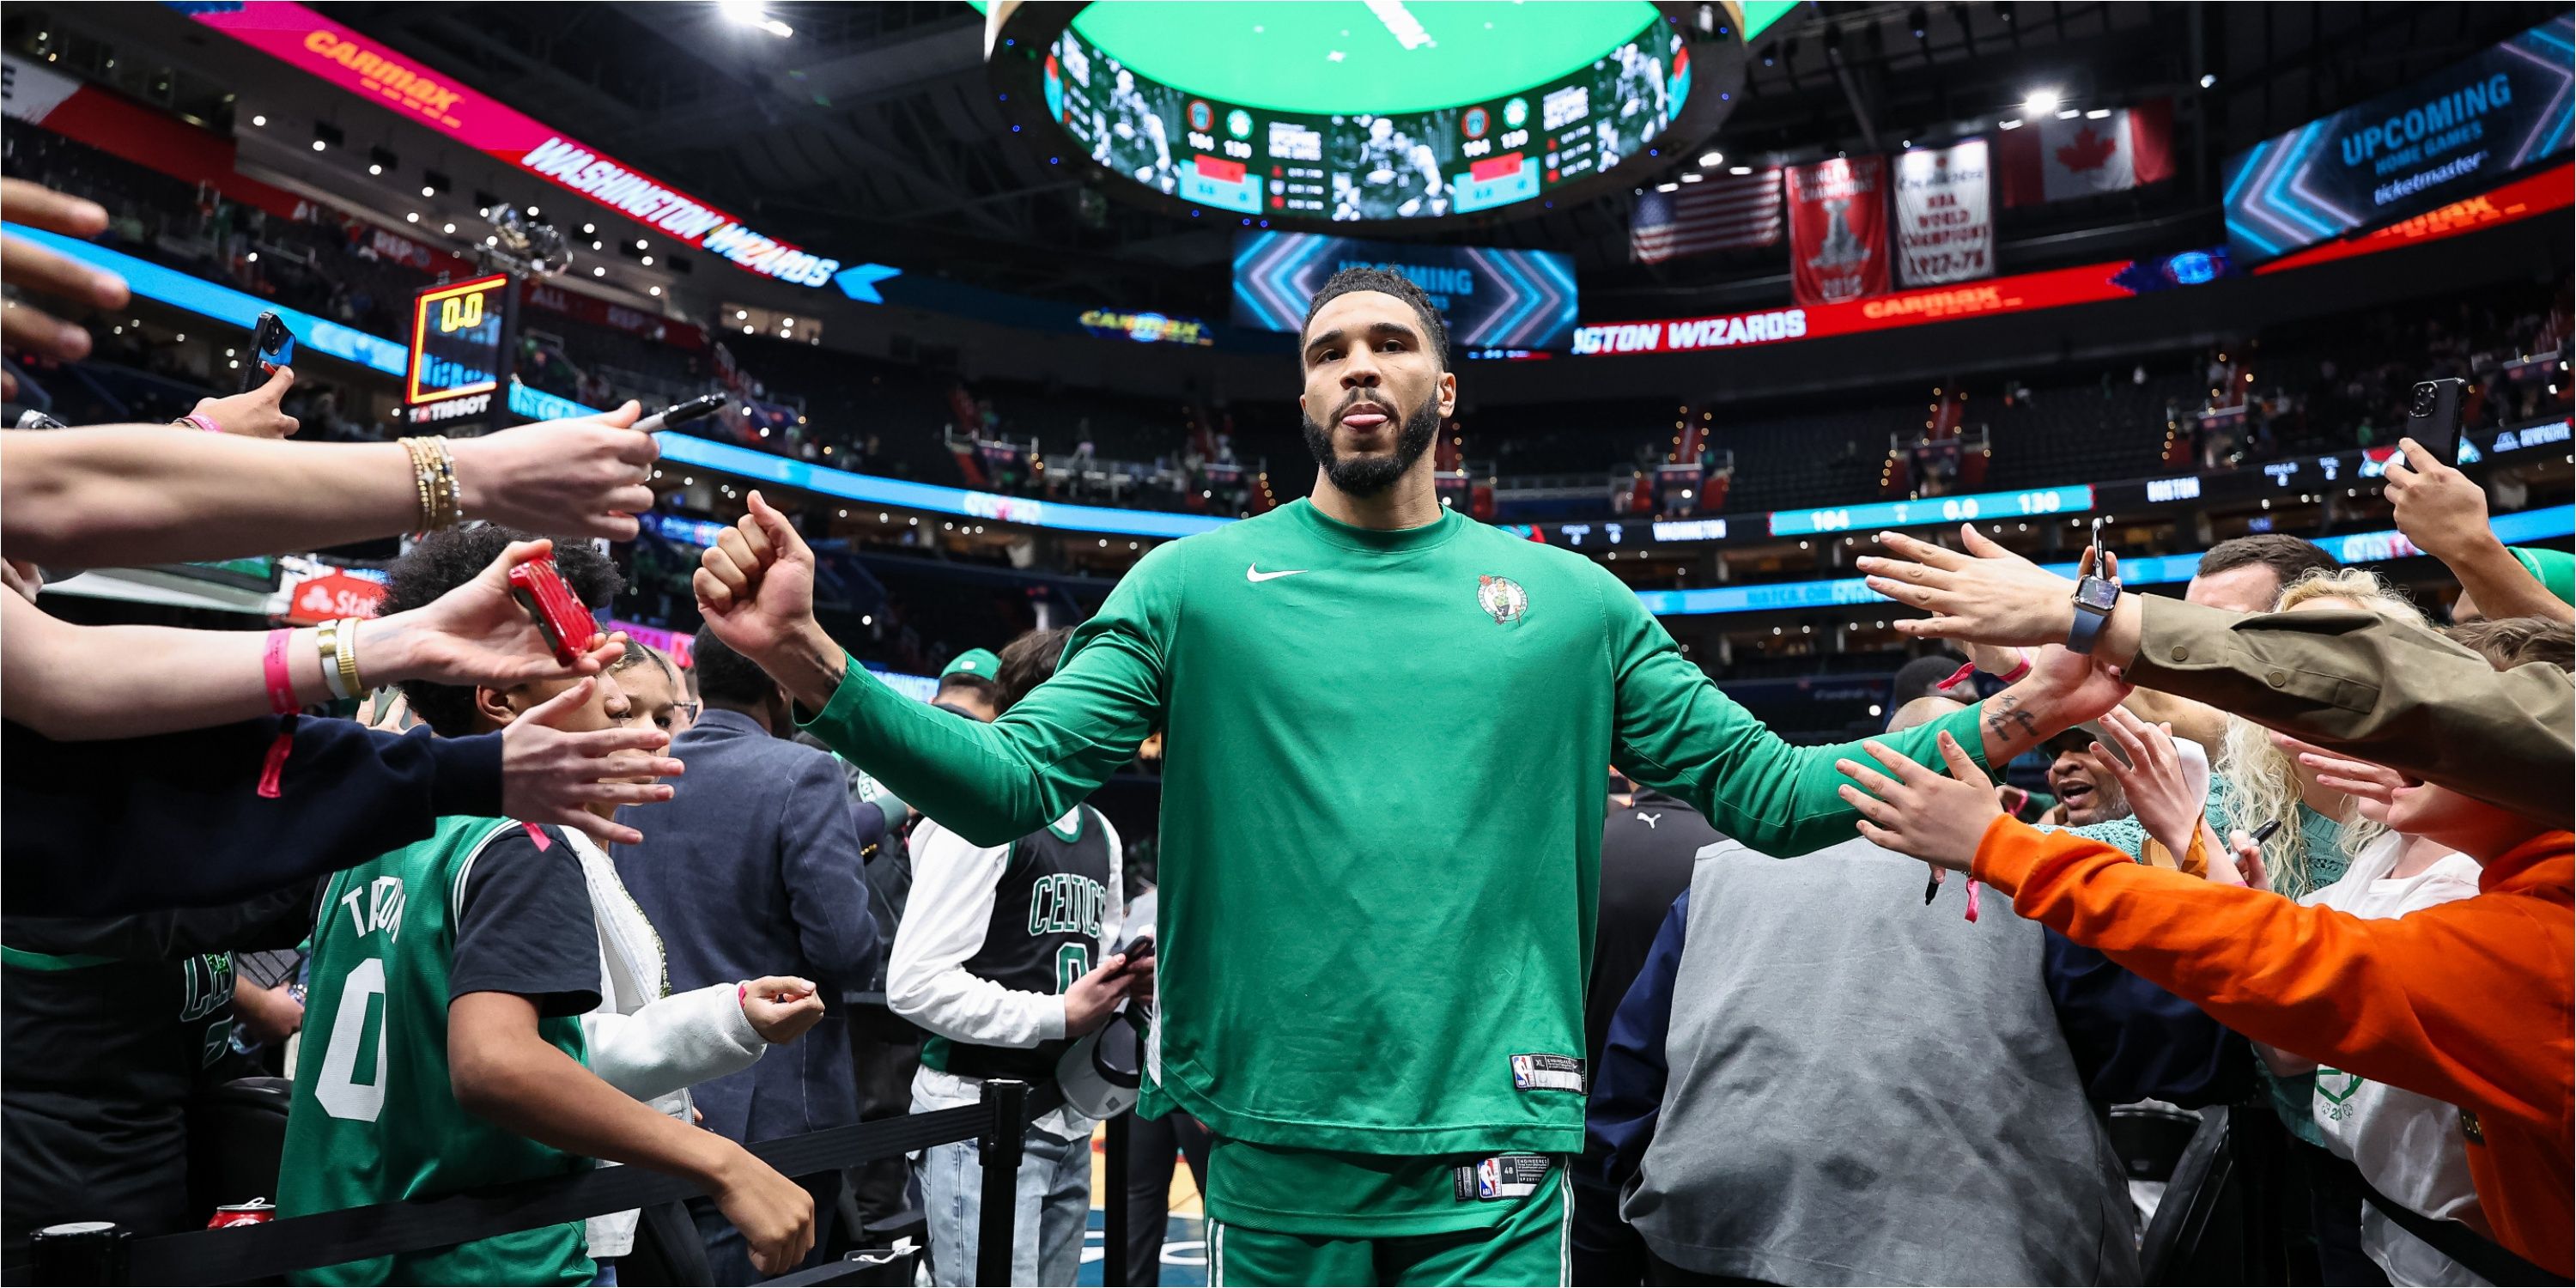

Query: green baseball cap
[
  {"left": 2506, "top": 547, "right": 2576, "bottom": 607},
  {"left": 940, "top": 648, "right": 1002, "bottom": 681}
]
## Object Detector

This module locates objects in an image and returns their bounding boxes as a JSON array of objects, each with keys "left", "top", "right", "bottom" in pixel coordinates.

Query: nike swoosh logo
[{"left": 1246, "top": 565, "right": 1309, "bottom": 583}]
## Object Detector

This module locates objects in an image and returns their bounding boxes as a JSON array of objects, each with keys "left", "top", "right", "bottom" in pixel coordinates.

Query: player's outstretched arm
[
  {"left": 1602, "top": 567, "right": 2119, "bottom": 856},
  {"left": 696, "top": 491, "right": 1167, "bottom": 845}
]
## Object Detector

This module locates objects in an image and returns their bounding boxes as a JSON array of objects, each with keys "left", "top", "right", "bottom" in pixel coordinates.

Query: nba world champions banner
[
  {"left": 1893, "top": 140, "right": 1995, "bottom": 287},
  {"left": 1787, "top": 156, "right": 1889, "bottom": 306}
]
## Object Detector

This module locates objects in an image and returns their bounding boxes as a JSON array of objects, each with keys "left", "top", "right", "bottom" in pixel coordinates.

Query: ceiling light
[
  {"left": 2021, "top": 88, "right": 2059, "bottom": 117},
  {"left": 648, "top": 286, "right": 662, "bottom": 296},
  {"left": 2199, "top": 74, "right": 2217, "bottom": 89},
  {"left": 2085, "top": 107, "right": 2111, "bottom": 119},
  {"left": 2056, "top": 108, "right": 2081, "bottom": 119},
  {"left": 1698, "top": 150, "right": 1723, "bottom": 167},
  {"left": 442, "top": 222, "right": 456, "bottom": 233},
  {"left": 1680, "top": 173, "right": 1704, "bottom": 183},
  {"left": 368, "top": 164, "right": 382, "bottom": 175},
  {"left": 526, "top": 206, "right": 539, "bottom": 216},
  {"left": 595, "top": 266, "right": 607, "bottom": 276},
  {"left": 1656, "top": 182, "right": 1680, "bottom": 192},
  {"left": 635, "top": 239, "right": 649, "bottom": 250},
  {"left": 406, "top": 212, "right": 419, "bottom": 222},
  {"left": 1998, "top": 118, "right": 2023, "bottom": 131},
  {"left": 422, "top": 185, "right": 435, "bottom": 197},
  {"left": 1728, "top": 165, "right": 1752, "bottom": 175},
  {"left": 251, "top": 114, "right": 267, "bottom": 126},
  {"left": 718, "top": 0, "right": 793, "bottom": 38},
  {"left": 640, "top": 255, "right": 653, "bottom": 265},
  {"left": 311, "top": 140, "right": 326, "bottom": 151}
]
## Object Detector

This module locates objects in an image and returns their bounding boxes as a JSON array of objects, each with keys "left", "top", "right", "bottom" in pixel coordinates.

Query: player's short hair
[
  {"left": 996, "top": 626, "right": 1074, "bottom": 714},
  {"left": 1888, "top": 653, "right": 1965, "bottom": 708},
  {"left": 382, "top": 526, "right": 623, "bottom": 738},
  {"left": 1300, "top": 267, "right": 1449, "bottom": 372},
  {"left": 2196, "top": 535, "right": 2340, "bottom": 597},
  {"left": 2445, "top": 617, "right": 2576, "bottom": 673}
]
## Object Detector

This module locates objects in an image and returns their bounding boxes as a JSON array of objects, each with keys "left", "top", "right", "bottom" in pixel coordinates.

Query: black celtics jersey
[{"left": 920, "top": 805, "right": 1114, "bottom": 1081}]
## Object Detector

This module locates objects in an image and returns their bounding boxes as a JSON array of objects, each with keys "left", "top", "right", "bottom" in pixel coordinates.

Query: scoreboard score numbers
[{"left": 406, "top": 274, "right": 511, "bottom": 416}]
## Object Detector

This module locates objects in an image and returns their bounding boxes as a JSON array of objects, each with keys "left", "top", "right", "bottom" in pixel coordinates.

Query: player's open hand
[{"left": 1836, "top": 732, "right": 2004, "bottom": 872}]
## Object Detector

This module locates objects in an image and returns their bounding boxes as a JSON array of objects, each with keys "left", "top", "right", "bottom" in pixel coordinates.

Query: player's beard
[{"left": 1301, "top": 395, "right": 1440, "bottom": 498}]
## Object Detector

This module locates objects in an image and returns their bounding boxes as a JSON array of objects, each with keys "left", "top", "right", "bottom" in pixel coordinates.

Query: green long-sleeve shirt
[{"left": 801, "top": 499, "right": 1991, "bottom": 1160}]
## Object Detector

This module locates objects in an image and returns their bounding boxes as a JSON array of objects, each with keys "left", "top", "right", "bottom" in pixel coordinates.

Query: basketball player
[{"left": 693, "top": 268, "right": 2127, "bottom": 1285}]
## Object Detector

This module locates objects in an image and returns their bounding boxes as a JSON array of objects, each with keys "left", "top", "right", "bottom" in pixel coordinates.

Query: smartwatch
[{"left": 2067, "top": 575, "right": 2121, "bottom": 654}]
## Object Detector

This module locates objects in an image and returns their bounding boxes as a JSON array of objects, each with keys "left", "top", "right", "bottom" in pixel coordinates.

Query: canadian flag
[{"left": 1995, "top": 100, "right": 2173, "bottom": 206}]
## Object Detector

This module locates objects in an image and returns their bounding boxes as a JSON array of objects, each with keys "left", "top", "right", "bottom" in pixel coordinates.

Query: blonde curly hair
[{"left": 2213, "top": 568, "right": 2429, "bottom": 897}]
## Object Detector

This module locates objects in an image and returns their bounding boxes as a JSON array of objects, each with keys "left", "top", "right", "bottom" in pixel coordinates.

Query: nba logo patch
[
  {"left": 1478, "top": 575, "right": 1528, "bottom": 626},
  {"left": 1510, "top": 1054, "right": 1534, "bottom": 1089},
  {"left": 1476, "top": 1158, "right": 1504, "bottom": 1199}
]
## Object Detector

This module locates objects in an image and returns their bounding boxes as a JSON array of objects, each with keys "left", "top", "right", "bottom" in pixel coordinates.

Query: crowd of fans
[{"left": 3, "top": 136, "right": 2573, "bottom": 1288}]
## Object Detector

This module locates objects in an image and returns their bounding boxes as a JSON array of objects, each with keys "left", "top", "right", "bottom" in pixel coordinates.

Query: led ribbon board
[
  {"left": 2224, "top": 15, "right": 2573, "bottom": 264},
  {"left": 1234, "top": 230, "right": 1579, "bottom": 350},
  {"left": 174, "top": 0, "right": 847, "bottom": 289}
]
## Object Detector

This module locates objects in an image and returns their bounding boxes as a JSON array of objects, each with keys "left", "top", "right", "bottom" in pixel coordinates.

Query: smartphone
[
  {"left": 506, "top": 557, "right": 596, "bottom": 666},
  {"left": 1118, "top": 936, "right": 1155, "bottom": 966},
  {"left": 245, "top": 311, "right": 295, "bottom": 393},
  {"left": 635, "top": 392, "right": 727, "bottom": 434},
  {"left": 2404, "top": 379, "right": 2465, "bottom": 468}
]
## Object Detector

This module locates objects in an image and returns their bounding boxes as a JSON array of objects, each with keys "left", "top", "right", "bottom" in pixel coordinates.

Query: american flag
[{"left": 1630, "top": 167, "right": 1783, "bottom": 263}]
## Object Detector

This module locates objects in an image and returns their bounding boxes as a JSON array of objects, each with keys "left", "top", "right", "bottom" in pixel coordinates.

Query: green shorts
[{"left": 1207, "top": 1159, "right": 1571, "bottom": 1287}]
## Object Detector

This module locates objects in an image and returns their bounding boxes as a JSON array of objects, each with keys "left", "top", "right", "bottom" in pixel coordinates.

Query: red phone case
[{"left": 507, "top": 559, "right": 594, "bottom": 666}]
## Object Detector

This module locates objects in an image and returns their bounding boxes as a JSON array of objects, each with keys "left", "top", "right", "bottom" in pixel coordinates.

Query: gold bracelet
[
  {"left": 336, "top": 617, "right": 366, "bottom": 698},
  {"left": 426, "top": 437, "right": 461, "bottom": 529},
  {"left": 398, "top": 438, "right": 437, "bottom": 532},
  {"left": 316, "top": 619, "right": 350, "bottom": 701}
]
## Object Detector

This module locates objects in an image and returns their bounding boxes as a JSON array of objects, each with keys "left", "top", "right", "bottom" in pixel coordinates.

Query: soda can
[{"left": 208, "top": 1199, "right": 275, "bottom": 1228}]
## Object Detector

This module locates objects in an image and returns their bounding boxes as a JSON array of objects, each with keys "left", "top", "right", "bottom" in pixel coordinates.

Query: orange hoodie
[{"left": 1973, "top": 817, "right": 2574, "bottom": 1276}]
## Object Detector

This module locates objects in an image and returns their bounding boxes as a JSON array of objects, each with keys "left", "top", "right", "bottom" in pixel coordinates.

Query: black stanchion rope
[{"left": 119, "top": 1084, "right": 1065, "bottom": 1285}]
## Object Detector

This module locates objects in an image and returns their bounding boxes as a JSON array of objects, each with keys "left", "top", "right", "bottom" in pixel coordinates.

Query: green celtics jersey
[
  {"left": 801, "top": 500, "right": 1990, "bottom": 1163},
  {"left": 278, "top": 817, "right": 593, "bottom": 1285}
]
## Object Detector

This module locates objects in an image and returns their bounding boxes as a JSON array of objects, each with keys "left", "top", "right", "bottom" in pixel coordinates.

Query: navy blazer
[{"left": 612, "top": 709, "right": 883, "bottom": 1145}]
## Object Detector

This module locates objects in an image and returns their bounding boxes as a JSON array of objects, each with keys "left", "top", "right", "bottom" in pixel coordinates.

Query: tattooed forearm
[{"left": 1982, "top": 692, "right": 2038, "bottom": 749}]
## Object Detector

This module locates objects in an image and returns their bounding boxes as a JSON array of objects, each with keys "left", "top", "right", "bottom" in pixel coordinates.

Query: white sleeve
[
  {"left": 886, "top": 822, "right": 1068, "bottom": 1048},
  {"left": 580, "top": 983, "right": 766, "bottom": 1103}
]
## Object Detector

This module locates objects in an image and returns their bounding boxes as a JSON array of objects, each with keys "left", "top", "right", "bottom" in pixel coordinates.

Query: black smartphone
[
  {"left": 1118, "top": 935, "right": 1155, "bottom": 965},
  {"left": 2404, "top": 378, "right": 2465, "bottom": 469},
  {"left": 635, "top": 392, "right": 727, "bottom": 434},
  {"left": 246, "top": 311, "right": 294, "bottom": 393}
]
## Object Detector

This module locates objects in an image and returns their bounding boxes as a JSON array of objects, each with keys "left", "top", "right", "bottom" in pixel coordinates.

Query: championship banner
[
  {"left": 1786, "top": 156, "right": 1888, "bottom": 306},
  {"left": 1893, "top": 141, "right": 1993, "bottom": 287},
  {"left": 2224, "top": 14, "right": 2573, "bottom": 263}
]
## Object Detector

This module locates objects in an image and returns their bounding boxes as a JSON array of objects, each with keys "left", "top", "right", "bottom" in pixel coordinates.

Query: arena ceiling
[{"left": 37, "top": 1, "right": 2569, "bottom": 317}]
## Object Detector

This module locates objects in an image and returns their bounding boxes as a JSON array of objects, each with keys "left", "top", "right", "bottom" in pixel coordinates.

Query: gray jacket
[{"left": 1621, "top": 838, "right": 2140, "bottom": 1285}]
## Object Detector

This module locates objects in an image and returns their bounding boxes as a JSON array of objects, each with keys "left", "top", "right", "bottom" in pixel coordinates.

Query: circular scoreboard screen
[{"left": 1034, "top": 1, "right": 1692, "bottom": 225}]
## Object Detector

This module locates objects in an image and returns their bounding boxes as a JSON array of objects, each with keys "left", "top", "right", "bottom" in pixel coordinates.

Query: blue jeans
[{"left": 917, "top": 1123, "right": 1092, "bottom": 1285}]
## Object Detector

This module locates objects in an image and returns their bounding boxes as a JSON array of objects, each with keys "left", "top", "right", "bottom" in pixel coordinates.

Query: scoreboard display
[
  {"left": 1043, "top": 12, "right": 1688, "bottom": 224},
  {"left": 406, "top": 274, "right": 510, "bottom": 425}
]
